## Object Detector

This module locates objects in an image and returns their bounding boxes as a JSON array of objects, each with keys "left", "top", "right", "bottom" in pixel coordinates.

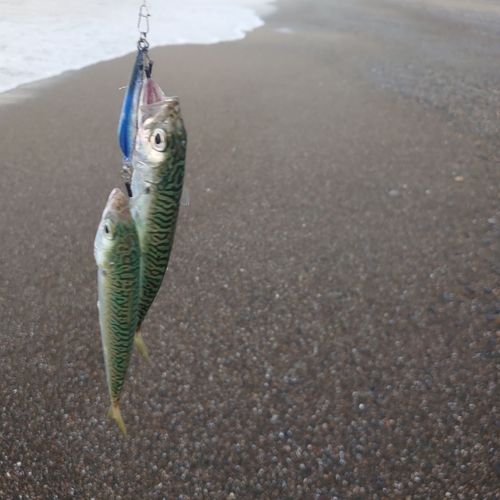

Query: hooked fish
[
  {"left": 94, "top": 188, "right": 141, "bottom": 436},
  {"left": 117, "top": 48, "right": 151, "bottom": 160},
  {"left": 130, "top": 77, "right": 187, "bottom": 361}
]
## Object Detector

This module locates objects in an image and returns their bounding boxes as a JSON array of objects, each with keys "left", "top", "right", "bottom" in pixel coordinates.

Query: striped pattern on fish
[
  {"left": 131, "top": 94, "right": 187, "bottom": 338},
  {"left": 137, "top": 158, "right": 184, "bottom": 327},
  {"left": 94, "top": 188, "right": 141, "bottom": 436}
]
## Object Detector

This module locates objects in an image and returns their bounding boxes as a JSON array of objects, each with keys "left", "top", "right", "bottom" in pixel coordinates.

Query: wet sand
[{"left": 1, "top": 0, "right": 500, "bottom": 498}]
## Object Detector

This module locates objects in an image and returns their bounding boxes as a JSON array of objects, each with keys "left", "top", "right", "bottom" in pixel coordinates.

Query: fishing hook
[{"left": 121, "top": 158, "right": 133, "bottom": 198}]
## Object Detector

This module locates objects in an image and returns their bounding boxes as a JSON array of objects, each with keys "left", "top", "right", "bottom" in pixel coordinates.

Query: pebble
[{"left": 388, "top": 189, "right": 400, "bottom": 197}]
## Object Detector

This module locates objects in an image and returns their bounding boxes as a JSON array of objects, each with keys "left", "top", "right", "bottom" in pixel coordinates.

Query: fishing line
[{"left": 121, "top": 159, "right": 133, "bottom": 198}]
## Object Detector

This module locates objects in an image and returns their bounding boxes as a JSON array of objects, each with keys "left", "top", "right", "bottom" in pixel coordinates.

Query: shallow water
[{"left": 0, "top": 0, "right": 273, "bottom": 94}]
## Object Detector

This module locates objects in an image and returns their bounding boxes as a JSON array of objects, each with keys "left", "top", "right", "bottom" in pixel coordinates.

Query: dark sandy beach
[{"left": 2, "top": 0, "right": 500, "bottom": 498}]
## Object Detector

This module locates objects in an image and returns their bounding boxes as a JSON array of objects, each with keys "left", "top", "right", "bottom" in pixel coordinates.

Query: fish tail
[
  {"left": 108, "top": 402, "right": 127, "bottom": 438},
  {"left": 135, "top": 326, "right": 151, "bottom": 364}
]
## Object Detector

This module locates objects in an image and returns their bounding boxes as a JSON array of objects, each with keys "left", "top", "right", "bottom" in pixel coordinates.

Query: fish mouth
[
  {"left": 142, "top": 78, "right": 164, "bottom": 107},
  {"left": 107, "top": 188, "right": 132, "bottom": 220},
  {"left": 138, "top": 77, "right": 183, "bottom": 132},
  {"left": 108, "top": 187, "right": 123, "bottom": 200},
  {"left": 137, "top": 77, "right": 166, "bottom": 125}
]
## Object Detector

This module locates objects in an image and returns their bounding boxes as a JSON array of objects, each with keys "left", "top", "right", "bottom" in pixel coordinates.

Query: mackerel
[
  {"left": 94, "top": 188, "right": 141, "bottom": 436},
  {"left": 130, "top": 78, "right": 187, "bottom": 360}
]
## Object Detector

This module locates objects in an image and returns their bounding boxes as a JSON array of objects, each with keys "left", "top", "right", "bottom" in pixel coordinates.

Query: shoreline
[
  {"left": 0, "top": 0, "right": 278, "bottom": 103},
  {"left": 3, "top": 0, "right": 499, "bottom": 110},
  {"left": 0, "top": 0, "right": 500, "bottom": 115}
]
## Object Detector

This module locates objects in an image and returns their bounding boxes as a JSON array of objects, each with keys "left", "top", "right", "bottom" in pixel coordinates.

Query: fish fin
[
  {"left": 180, "top": 186, "right": 190, "bottom": 206},
  {"left": 108, "top": 402, "right": 127, "bottom": 438},
  {"left": 135, "top": 328, "right": 151, "bottom": 364}
]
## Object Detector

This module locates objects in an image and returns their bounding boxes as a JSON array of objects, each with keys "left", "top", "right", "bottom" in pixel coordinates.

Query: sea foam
[{"left": 0, "top": 0, "right": 273, "bottom": 94}]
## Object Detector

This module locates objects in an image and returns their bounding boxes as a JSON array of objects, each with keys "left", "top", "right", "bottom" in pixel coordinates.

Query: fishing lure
[
  {"left": 117, "top": 47, "right": 152, "bottom": 161},
  {"left": 118, "top": 0, "right": 153, "bottom": 161}
]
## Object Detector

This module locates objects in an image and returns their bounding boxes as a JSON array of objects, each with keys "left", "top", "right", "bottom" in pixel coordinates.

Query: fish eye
[
  {"left": 103, "top": 220, "right": 115, "bottom": 240},
  {"left": 150, "top": 128, "right": 167, "bottom": 151}
]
